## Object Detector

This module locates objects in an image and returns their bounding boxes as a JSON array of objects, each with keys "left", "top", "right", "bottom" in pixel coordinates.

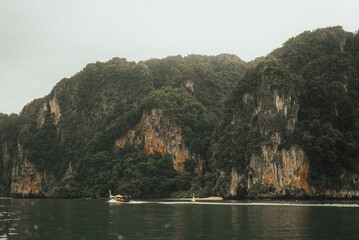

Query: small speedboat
[{"left": 109, "top": 190, "right": 131, "bottom": 202}]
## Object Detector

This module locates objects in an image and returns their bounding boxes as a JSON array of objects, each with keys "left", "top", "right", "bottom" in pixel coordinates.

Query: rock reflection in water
[
  {"left": 0, "top": 199, "right": 358, "bottom": 239},
  {"left": 0, "top": 200, "right": 21, "bottom": 239}
]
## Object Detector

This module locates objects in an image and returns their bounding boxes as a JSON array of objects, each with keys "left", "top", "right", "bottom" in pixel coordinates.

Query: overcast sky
[{"left": 0, "top": 0, "right": 358, "bottom": 114}]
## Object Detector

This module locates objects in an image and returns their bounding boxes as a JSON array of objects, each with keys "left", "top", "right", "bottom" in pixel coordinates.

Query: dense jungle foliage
[
  {"left": 0, "top": 54, "right": 246, "bottom": 198},
  {"left": 213, "top": 26, "right": 359, "bottom": 192},
  {"left": 274, "top": 27, "right": 359, "bottom": 190},
  {"left": 0, "top": 27, "right": 358, "bottom": 198}
]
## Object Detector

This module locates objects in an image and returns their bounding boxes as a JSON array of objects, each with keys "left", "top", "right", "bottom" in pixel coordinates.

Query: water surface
[{"left": 0, "top": 199, "right": 358, "bottom": 239}]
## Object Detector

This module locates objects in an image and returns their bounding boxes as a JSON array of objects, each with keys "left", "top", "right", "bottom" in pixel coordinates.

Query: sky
[{"left": 0, "top": 0, "right": 358, "bottom": 114}]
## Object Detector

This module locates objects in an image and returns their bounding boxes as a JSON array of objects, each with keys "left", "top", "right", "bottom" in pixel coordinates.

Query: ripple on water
[{"left": 0, "top": 207, "right": 21, "bottom": 239}]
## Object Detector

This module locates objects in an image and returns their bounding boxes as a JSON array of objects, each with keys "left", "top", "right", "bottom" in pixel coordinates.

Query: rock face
[
  {"left": 226, "top": 58, "right": 359, "bottom": 198},
  {"left": 49, "top": 94, "right": 61, "bottom": 125},
  {"left": 36, "top": 102, "right": 48, "bottom": 128},
  {"left": 227, "top": 60, "right": 311, "bottom": 197},
  {"left": 251, "top": 79, "right": 310, "bottom": 196},
  {"left": 12, "top": 158, "right": 42, "bottom": 197},
  {"left": 247, "top": 146, "right": 310, "bottom": 196},
  {"left": 115, "top": 109, "right": 201, "bottom": 172},
  {"left": 8, "top": 143, "right": 55, "bottom": 197},
  {"left": 36, "top": 93, "right": 62, "bottom": 129}
]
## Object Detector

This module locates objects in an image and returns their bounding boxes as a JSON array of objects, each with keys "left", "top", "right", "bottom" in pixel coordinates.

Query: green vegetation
[
  {"left": 74, "top": 149, "right": 178, "bottom": 198},
  {"left": 0, "top": 27, "right": 358, "bottom": 198},
  {"left": 213, "top": 26, "right": 359, "bottom": 193},
  {"left": 0, "top": 54, "right": 246, "bottom": 198},
  {"left": 277, "top": 27, "right": 359, "bottom": 190}
]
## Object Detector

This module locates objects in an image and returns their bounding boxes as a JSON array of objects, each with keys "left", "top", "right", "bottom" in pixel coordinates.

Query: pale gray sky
[{"left": 0, "top": 0, "right": 358, "bottom": 114}]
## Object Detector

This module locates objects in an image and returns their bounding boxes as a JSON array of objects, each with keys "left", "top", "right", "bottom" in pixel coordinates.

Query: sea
[{"left": 0, "top": 198, "right": 358, "bottom": 239}]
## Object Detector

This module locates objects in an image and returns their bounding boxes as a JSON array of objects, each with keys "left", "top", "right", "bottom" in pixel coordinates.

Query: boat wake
[
  {"left": 108, "top": 200, "right": 150, "bottom": 204},
  {"left": 127, "top": 201, "right": 151, "bottom": 204},
  {"left": 159, "top": 202, "right": 359, "bottom": 208},
  {"left": 108, "top": 200, "right": 359, "bottom": 208}
]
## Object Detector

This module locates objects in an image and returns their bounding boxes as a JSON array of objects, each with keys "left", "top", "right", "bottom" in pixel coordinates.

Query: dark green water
[{"left": 0, "top": 199, "right": 358, "bottom": 240}]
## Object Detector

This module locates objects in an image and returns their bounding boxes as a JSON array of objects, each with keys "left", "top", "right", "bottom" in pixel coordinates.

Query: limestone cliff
[
  {"left": 223, "top": 52, "right": 359, "bottom": 198},
  {"left": 11, "top": 158, "right": 53, "bottom": 197},
  {"left": 247, "top": 146, "right": 310, "bottom": 196},
  {"left": 115, "top": 109, "right": 201, "bottom": 172},
  {"left": 9, "top": 143, "right": 55, "bottom": 197},
  {"left": 246, "top": 83, "right": 310, "bottom": 196},
  {"left": 1, "top": 31, "right": 358, "bottom": 198},
  {"left": 49, "top": 94, "right": 61, "bottom": 125},
  {"left": 224, "top": 59, "right": 312, "bottom": 197},
  {"left": 36, "top": 102, "right": 48, "bottom": 128},
  {"left": 36, "top": 93, "right": 62, "bottom": 129}
]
